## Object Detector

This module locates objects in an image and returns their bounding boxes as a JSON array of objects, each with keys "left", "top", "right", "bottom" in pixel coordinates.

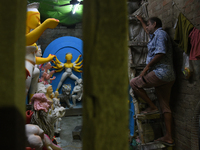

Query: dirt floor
[{"left": 59, "top": 116, "right": 82, "bottom": 150}]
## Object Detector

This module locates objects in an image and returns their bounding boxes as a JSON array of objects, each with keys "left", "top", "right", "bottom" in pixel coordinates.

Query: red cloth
[
  {"left": 189, "top": 27, "right": 200, "bottom": 60},
  {"left": 26, "top": 148, "right": 34, "bottom": 150},
  {"left": 26, "top": 110, "right": 33, "bottom": 124}
]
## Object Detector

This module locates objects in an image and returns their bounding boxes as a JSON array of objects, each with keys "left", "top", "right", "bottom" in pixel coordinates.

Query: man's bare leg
[
  {"left": 155, "top": 112, "right": 173, "bottom": 144},
  {"left": 163, "top": 112, "right": 173, "bottom": 142},
  {"left": 133, "top": 87, "right": 158, "bottom": 112}
]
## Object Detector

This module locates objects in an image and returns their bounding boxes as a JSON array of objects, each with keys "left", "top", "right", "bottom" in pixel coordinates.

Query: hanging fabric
[
  {"left": 189, "top": 27, "right": 200, "bottom": 60},
  {"left": 174, "top": 13, "right": 194, "bottom": 53}
]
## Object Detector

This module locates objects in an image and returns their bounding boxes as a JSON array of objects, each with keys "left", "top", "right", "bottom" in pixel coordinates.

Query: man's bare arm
[
  {"left": 137, "top": 16, "right": 148, "bottom": 34},
  {"left": 140, "top": 53, "right": 165, "bottom": 77}
]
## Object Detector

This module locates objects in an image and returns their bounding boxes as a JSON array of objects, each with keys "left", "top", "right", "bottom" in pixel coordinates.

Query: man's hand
[
  {"left": 139, "top": 65, "right": 149, "bottom": 77},
  {"left": 136, "top": 15, "right": 148, "bottom": 33},
  {"left": 136, "top": 15, "right": 143, "bottom": 21}
]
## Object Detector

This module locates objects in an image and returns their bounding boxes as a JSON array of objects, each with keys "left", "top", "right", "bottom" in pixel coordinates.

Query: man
[{"left": 130, "top": 16, "right": 175, "bottom": 145}]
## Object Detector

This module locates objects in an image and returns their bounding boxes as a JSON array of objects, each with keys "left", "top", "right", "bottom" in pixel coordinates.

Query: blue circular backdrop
[{"left": 43, "top": 36, "right": 83, "bottom": 97}]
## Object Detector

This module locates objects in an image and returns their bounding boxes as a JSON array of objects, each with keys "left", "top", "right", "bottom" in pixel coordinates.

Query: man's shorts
[{"left": 130, "top": 71, "right": 174, "bottom": 113}]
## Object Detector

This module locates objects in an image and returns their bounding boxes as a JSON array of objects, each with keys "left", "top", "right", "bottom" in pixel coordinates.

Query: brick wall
[
  {"left": 38, "top": 23, "right": 83, "bottom": 53},
  {"left": 148, "top": 0, "right": 200, "bottom": 150}
]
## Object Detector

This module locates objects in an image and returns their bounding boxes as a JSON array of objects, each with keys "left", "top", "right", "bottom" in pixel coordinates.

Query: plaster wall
[{"left": 0, "top": 0, "right": 26, "bottom": 149}]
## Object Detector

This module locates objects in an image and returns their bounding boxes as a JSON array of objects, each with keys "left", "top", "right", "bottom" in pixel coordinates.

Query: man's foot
[
  {"left": 154, "top": 137, "right": 175, "bottom": 146},
  {"left": 141, "top": 107, "right": 159, "bottom": 114}
]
